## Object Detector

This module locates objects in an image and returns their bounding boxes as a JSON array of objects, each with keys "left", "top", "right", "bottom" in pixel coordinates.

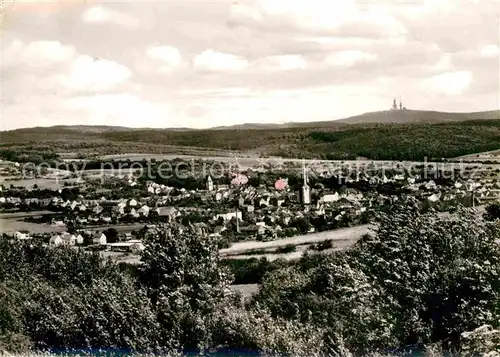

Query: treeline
[
  {"left": 306, "top": 120, "right": 500, "bottom": 161},
  {"left": 0, "top": 149, "right": 59, "bottom": 164},
  {"left": 0, "top": 199, "right": 498, "bottom": 356}
]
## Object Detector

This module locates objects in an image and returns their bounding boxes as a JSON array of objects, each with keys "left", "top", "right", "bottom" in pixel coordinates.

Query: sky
[{"left": 1, "top": 0, "right": 499, "bottom": 130}]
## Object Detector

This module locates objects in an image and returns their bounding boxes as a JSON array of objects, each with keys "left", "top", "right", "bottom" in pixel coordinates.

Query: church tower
[
  {"left": 300, "top": 161, "right": 311, "bottom": 205},
  {"left": 206, "top": 175, "right": 214, "bottom": 191}
]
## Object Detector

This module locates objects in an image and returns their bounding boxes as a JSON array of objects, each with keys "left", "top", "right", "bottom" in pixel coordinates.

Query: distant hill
[
  {"left": 3, "top": 109, "right": 498, "bottom": 134},
  {"left": 336, "top": 109, "right": 500, "bottom": 124},
  {"left": 49, "top": 125, "right": 196, "bottom": 133},
  {"left": 1, "top": 109, "right": 499, "bottom": 162},
  {"left": 204, "top": 109, "right": 500, "bottom": 129}
]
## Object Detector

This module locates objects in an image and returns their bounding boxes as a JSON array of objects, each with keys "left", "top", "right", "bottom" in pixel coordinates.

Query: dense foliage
[
  {"left": 0, "top": 201, "right": 498, "bottom": 356},
  {"left": 306, "top": 121, "right": 500, "bottom": 160}
]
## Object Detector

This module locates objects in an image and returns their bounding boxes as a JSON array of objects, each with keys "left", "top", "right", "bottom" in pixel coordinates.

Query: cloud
[
  {"left": 60, "top": 56, "right": 132, "bottom": 92},
  {"left": 81, "top": 5, "right": 139, "bottom": 28},
  {"left": 257, "top": 54, "right": 307, "bottom": 71},
  {"left": 231, "top": 0, "right": 406, "bottom": 38},
  {"left": 324, "top": 50, "right": 378, "bottom": 67},
  {"left": 2, "top": 1, "right": 500, "bottom": 130},
  {"left": 146, "top": 45, "right": 183, "bottom": 72},
  {"left": 480, "top": 44, "right": 500, "bottom": 58},
  {"left": 421, "top": 71, "right": 473, "bottom": 96},
  {"left": 3, "top": 40, "right": 76, "bottom": 68},
  {"left": 193, "top": 50, "right": 248, "bottom": 71}
]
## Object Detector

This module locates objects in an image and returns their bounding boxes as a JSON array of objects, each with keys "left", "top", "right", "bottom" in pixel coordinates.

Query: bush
[{"left": 276, "top": 244, "right": 297, "bottom": 254}]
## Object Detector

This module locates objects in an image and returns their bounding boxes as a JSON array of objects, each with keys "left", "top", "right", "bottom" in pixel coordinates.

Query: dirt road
[
  {"left": 220, "top": 207, "right": 485, "bottom": 257},
  {"left": 220, "top": 225, "right": 372, "bottom": 256}
]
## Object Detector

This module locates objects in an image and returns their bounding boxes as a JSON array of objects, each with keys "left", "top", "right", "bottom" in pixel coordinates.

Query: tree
[
  {"left": 484, "top": 203, "right": 500, "bottom": 221},
  {"left": 138, "top": 226, "right": 233, "bottom": 352},
  {"left": 104, "top": 228, "right": 119, "bottom": 243},
  {"left": 353, "top": 201, "right": 500, "bottom": 351}
]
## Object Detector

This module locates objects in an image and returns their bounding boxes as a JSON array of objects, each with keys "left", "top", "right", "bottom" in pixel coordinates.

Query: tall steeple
[
  {"left": 303, "top": 160, "right": 308, "bottom": 186},
  {"left": 392, "top": 98, "right": 398, "bottom": 111},
  {"left": 206, "top": 175, "right": 214, "bottom": 191},
  {"left": 301, "top": 160, "right": 311, "bottom": 205}
]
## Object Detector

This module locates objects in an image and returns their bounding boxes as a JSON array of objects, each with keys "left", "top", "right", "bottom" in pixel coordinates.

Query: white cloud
[
  {"left": 146, "top": 45, "right": 183, "bottom": 72},
  {"left": 431, "top": 55, "right": 454, "bottom": 72},
  {"left": 324, "top": 50, "right": 378, "bottom": 67},
  {"left": 82, "top": 6, "right": 139, "bottom": 28},
  {"left": 3, "top": 40, "right": 76, "bottom": 67},
  {"left": 234, "top": 0, "right": 406, "bottom": 37},
  {"left": 421, "top": 70, "right": 472, "bottom": 96},
  {"left": 193, "top": 50, "right": 248, "bottom": 71},
  {"left": 480, "top": 44, "right": 500, "bottom": 58},
  {"left": 258, "top": 0, "right": 357, "bottom": 28},
  {"left": 61, "top": 56, "right": 132, "bottom": 91},
  {"left": 258, "top": 54, "right": 307, "bottom": 71}
]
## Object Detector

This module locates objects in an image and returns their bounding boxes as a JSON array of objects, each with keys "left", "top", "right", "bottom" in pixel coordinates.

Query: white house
[
  {"left": 425, "top": 180, "right": 437, "bottom": 190},
  {"left": 49, "top": 235, "right": 63, "bottom": 246},
  {"left": 14, "top": 231, "right": 30, "bottom": 240},
  {"left": 129, "top": 199, "right": 138, "bottom": 207},
  {"left": 93, "top": 233, "right": 107, "bottom": 245},
  {"left": 130, "top": 208, "right": 139, "bottom": 218},
  {"left": 216, "top": 211, "right": 242, "bottom": 222},
  {"left": 428, "top": 193, "right": 441, "bottom": 202},
  {"left": 61, "top": 233, "right": 77, "bottom": 246},
  {"left": 137, "top": 205, "right": 150, "bottom": 216},
  {"left": 322, "top": 193, "right": 340, "bottom": 203},
  {"left": 75, "top": 234, "right": 84, "bottom": 245}
]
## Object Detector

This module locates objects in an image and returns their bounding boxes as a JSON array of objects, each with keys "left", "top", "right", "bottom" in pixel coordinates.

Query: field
[{"left": 455, "top": 149, "right": 500, "bottom": 162}]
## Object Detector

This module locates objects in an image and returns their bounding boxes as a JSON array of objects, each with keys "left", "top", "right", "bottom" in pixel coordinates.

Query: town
[{"left": 1, "top": 155, "right": 499, "bottom": 265}]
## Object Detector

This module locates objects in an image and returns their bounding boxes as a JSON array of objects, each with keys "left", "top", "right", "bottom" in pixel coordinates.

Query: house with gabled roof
[
  {"left": 93, "top": 233, "right": 107, "bottom": 245},
  {"left": 49, "top": 235, "right": 63, "bottom": 246}
]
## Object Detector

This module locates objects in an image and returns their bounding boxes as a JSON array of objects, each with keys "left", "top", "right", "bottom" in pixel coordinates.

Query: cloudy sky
[{"left": 1, "top": 0, "right": 499, "bottom": 130}]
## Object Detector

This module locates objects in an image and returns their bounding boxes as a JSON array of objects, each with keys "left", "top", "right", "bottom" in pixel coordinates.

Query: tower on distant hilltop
[
  {"left": 300, "top": 160, "right": 311, "bottom": 205},
  {"left": 391, "top": 97, "right": 406, "bottom": 111}
]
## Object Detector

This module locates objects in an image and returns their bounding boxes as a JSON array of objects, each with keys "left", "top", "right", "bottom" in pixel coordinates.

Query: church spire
[
  {"left": 300, "top": 160, "right": 311, "bottom": 205},
  {"left": 302, "top": 160, "right": 308, "bottom": 187}
]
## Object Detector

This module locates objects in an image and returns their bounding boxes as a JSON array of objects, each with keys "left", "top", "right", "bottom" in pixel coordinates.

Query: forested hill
[{"left": 1, "top": 113, "right": 500, "bottom": 162}]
